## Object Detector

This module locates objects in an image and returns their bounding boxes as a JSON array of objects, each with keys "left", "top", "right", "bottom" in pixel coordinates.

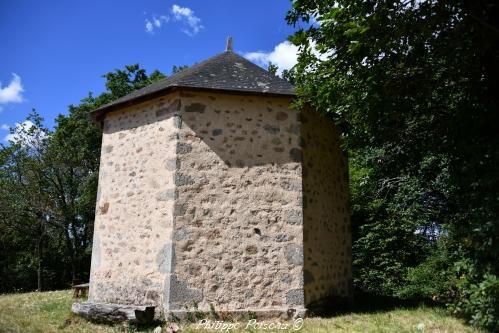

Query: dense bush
[
  {"left": 287, "top": 0, "right": 499, "bottom": 330},
  {"left": 397, "top": 246, "right": 454, "bottom": 300},
  {"left": 449, "top": 261, "right": 499, "bottom": 332}
]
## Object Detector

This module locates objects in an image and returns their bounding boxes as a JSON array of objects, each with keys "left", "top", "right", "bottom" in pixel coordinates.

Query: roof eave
[{"left": 90, "top": 85, "right": 295, "bottom": 124}]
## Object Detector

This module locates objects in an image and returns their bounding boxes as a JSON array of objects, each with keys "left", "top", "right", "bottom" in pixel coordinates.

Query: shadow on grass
[{"left": 308, "top": 290, "right": 438, "bottom": 318}]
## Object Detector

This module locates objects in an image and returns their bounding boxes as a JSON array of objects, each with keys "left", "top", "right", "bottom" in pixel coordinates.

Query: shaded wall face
[
  {"left": 171, "top": 92, "right": 305, "bottom": 311},
  {"left": 89, "top": 93, "right": 181, "bottom": 305},
  {"left": 301, "top": 108, "right": 352, "bottom": 304}
]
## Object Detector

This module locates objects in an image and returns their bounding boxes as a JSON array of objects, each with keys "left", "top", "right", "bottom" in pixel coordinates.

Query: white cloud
[
  {"left": 145, "top": 20, "right": 154, "bottom": 33},
  {"left": 145, "top": 15, "right": 169, "bottom": 34},
  {"left": 4, "top": 120, "right": 47, "bottom": 147},
  {"left": 244, "top": 41, "right": 299, "bottom": 75},
  {"left": 244, "top": 40, "right": 332, "bottom": 75},
  {"left": 171, "top": 4, "right": 203, "bottom": 36},
  {"left": 144, "top": 5, "right": 202, "bottom": 36},
  {"left": 1, "top": 124, "right": 9, "bottom": 130},
  {"left": 4, "top": 120, "right": 34, "bottom": 142},
  {"left": 0, "top": 73, "right": 24, "bottom": 104}
]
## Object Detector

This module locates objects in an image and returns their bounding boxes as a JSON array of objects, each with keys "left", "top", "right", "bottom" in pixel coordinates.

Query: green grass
[{"left": 0, "top": 290, "right": 482, "bottom": 333}]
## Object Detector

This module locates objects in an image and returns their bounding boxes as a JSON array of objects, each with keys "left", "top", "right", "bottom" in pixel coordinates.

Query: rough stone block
[{"left": 72, "top": 302, "right": 155, "bottom": 324}]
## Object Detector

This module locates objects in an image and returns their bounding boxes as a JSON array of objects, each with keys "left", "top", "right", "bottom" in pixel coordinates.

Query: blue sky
[{"left": 0, "top": 0, "right": 302, "bottom": 140}]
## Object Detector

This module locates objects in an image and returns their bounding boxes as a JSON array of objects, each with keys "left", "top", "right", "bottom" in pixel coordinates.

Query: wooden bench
[{"left": 72, "top": 283, "right": 89, "bottom": 298}]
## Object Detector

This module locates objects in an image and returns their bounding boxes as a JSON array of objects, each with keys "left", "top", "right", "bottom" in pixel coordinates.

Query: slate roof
[{"left": 91, "top": 50, "right": 295, "bottom": 119}]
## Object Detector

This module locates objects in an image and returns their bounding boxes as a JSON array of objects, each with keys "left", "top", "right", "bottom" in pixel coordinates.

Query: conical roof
[{"left": 92, "top": 50, "right": 295, "bottom": 118}]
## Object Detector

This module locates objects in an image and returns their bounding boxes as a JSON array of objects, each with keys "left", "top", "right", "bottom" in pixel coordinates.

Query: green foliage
[
  {"left": 172, "top": 65, "right": 188, "bottom": 74},
  {"left": 397, "top": 246, "right": 454, "bottom": 300},
  {"left": 0, "top": 65, "right": 166, "bottom": 292},
  {"left": 267, "top": 62, "right": 278, "bottom": 76},
  {"left": 264, "top": 62, "right": 296, "bottom": 83},
  {"left": 102, "top": 64, "right": 165, "bottom": 99},
  {"left": 350, "top": 148, "right": 449, "bottom": 296},
  {"left": 281, "top": 68, "right": 296, "bottom": 84},
  {"left": 287, "top": 0, "right": 499, "bottom": 330},
  {"left": 450, "top": 260, "right": 499, "bottom": 332}
]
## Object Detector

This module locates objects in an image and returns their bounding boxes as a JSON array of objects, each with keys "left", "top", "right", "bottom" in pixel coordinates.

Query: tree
[
  {"left": 281, "top": 68, "right": 296, "bottom": 84},
  {"left": 0, "top": 65, "right": 167, "bottom": 291},
  {"left": 102, "top": 64, "right": 166, "bottom": 99},
  {"left": 287, "top": 0, "right": 499, "bottom": 329},
  {"left": 45, "top": 65, "right": 167, "bottom": 282},
  {"left": 43, "top": 102, "right": 101, "bottom": 282},
  {"left": 267, "top": 62, "right": 278, "bottom": 76},
  {"left": 0, "top": 111, "right": 52, "bottom": 291},
  {"left": 263, "top": 62, "right": 296, "bottom": 83},
  {"left": 172, "top": 65, "right": 188, "bottom": 74}
]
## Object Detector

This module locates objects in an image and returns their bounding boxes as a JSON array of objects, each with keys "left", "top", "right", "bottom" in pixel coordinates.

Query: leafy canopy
[{"left": 287, "top": 0, "right": 499, "bottom": 330}]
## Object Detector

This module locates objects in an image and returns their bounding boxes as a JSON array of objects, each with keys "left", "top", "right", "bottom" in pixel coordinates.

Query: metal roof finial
[{"left": 226, "top": 36, "right": 233, "bottom": 52}]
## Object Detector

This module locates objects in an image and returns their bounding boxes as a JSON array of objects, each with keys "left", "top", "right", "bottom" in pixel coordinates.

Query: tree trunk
[
  {"left": 36, "top": 237, "right": 43, "bottom": 291},
  {"left": 62, "top": 225, "right": 77, "bottom": 279},
  {"left": 37, "top": 261, "right": 42, "bottom": 291}
]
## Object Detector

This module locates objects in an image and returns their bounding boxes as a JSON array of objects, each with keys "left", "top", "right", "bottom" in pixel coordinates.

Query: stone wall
[
  {"left": 301, "top": 108, "right": 352, "bottom": 304},
  {"left": 170, "top": 91, "right": 305, "bottom": 313},
  {"left": 88, "top": 88, "right": 351, "bottom": 316},
  {"left": 88, "top": 92, "right": 181, "bottom": 306}
]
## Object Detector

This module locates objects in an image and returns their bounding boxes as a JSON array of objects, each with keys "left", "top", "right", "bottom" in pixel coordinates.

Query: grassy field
[{"left": 0, "top": 290, "right": 482, "bottom": 333}]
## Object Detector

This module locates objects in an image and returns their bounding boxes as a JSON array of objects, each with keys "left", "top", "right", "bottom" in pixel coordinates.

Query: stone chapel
[{"left": 76, "top": 38, "right": 351, "bottom": 320}]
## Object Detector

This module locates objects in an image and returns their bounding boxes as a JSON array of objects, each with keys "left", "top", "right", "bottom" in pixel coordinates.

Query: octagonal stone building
[{"left": 83, "top": 40, "right": 351, "bottom": 320}]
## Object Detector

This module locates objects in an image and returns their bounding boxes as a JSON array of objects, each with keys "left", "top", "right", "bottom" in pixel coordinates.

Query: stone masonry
[
  {"left": 84, "top": 46, "right": 351, "bottom": 320},
  {"left": 88, "top": 90, "right": 351, "bottom": 318}
]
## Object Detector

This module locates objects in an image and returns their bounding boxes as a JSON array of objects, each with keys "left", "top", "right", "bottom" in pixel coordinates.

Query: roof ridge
[
  {"left": 162, "top": 52, "right": 229, "bottom": 84},
  {"left": 129, "top": 52, "right": 229, "bottom": 94}
]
